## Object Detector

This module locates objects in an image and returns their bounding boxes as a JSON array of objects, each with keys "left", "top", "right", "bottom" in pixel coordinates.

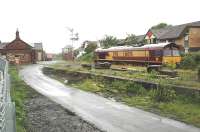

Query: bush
[
  {"left": 198, "top": 66, "right": 200, "bottom": 81},
  {"left": 105, "top": 80, "right": 147, "bottom": 96},
  {"left": 78, "top": 52, "right": 94, "bottom": 63},
  {"left": 126, "top": 83, "right": 147, "bottom": 96},
  {"left": 84, "top": 43, "right": 97, "bottom": 54},
  {"left": 180, "top": 52, "right": 200, "bottom": 69},
  {"left": 108, "top": 80, "right": 129, "bottom": 94},
  {"left": 150, "top": 83, "right": 176, "bottom": 102}
]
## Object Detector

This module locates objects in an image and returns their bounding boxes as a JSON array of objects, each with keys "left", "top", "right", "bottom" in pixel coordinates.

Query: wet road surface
[{"left": 20, "top": 64, "right": 200, "bottom": 132}]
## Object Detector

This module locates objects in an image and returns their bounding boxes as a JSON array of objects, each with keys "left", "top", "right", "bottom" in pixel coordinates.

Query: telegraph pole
[{"left": 67, "top": 27, "right": 79, "bottom": 60}]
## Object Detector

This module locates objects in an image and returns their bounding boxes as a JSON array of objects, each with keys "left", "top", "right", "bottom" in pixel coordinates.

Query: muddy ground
[{"left": 24, "top": 88, "right": 104, "bottom": 132}]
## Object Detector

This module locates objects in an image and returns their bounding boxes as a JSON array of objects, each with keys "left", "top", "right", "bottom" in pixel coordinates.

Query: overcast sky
[{"left": 0, "top": 0, "right": 199, "bottom": 53}]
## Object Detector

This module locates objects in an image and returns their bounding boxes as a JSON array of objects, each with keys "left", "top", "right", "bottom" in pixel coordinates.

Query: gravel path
[{"left": 24, "top": 88, "right": 103, "bottom": 132}]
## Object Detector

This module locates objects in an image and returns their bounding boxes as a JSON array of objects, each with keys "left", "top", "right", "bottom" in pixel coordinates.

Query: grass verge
[
  {"left": 48, "top": 61, "right": 200, "bottom": 89},
  {"left": 10, "top": 66, "right": 30, "bottom": 132},
  {"left": 47, "top": 71, "right": 200, "bottom": 128}
]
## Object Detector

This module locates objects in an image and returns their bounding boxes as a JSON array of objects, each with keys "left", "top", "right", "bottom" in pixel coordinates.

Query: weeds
[
  {"left": 180, "top": 52, "right": 200, "bottom": 69},
  {"left": 198, "top": 66, "right": 200, "bottom": 81},
  {"left": 127, "top": 83, "right": 147, "bottom": 96},
  {"left": 10, "top": 66, "right": 28, "bottom": 132},
  {"left": 45, "top": 66, "right": 200, "bottom": 128},
  {"left": 149, "top": 84, "right": 176, "bottom": 102},
  {"left": 71, "top": 78, "right": 200, "bottom": 127}
]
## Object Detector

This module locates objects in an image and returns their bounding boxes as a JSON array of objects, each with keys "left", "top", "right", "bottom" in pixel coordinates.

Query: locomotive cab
[{"left": 162, "top": 43, "right": 182, "bottom": 65}]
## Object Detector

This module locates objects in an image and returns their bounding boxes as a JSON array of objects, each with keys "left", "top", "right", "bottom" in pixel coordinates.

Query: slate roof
[{"left": 150, "top": 21, "right": 200, "bottom": 40}]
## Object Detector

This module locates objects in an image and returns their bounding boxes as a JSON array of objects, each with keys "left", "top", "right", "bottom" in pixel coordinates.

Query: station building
[{"left": 0, "top": 30, "right": 45, "bottom": 64}]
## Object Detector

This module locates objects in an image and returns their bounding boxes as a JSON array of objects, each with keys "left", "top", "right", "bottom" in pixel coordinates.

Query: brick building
[
  {"left": 144, "top": 21, "right": 200, "bottom": 53},
  {"left": 62, "top": 45, "right": 74, "bottom": 60},
  {"left": 0, "top": 30, "right": 36, "bottom": 64}
]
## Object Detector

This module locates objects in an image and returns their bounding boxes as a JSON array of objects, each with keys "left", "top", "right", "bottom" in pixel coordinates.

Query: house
[
  {"left": 34, "top": 43, "right": 45, "bottom": 61},
  {"left": 144, "top": 21, "right": 200, "bottom": 52},
  {"left": 0, "top": 30, "right": 36, "bottom": 64}
]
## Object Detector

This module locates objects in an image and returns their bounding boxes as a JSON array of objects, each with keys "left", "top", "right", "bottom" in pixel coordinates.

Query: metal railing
[{"left": 0, "top": 58, "right": 16, "bottom": 132}]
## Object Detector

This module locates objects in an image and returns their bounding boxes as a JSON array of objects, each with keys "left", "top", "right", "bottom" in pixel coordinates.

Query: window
[
  {"left": 184, "top": 35, "right": 189, "bottom": 41},
  {"left": 172, "top": 50, "right": 180, "bottom": 56},
  {"left": 99, "top": 52, "right": 107, "bottom": 59},
  {"left": 150, "top": 50, "right": 162, "bottom": 57},
  {"left": 124, "top": 51, "right": 132, "bottom": 57},
  {"left": 113, "top": 52, "right": 118, "bottom": 57},
  {"left": 163, "top": 50, "right": 172, "bottom": 56},
  {"left": 154, "top": 50, "right": 162, "bottom": 56}
]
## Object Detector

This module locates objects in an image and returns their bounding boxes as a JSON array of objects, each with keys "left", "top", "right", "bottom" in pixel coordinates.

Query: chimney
[{"left": 16, "top": 29, "right": 20, "bottom": 39}]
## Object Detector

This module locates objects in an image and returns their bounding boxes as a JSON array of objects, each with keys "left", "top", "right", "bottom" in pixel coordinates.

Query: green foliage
[
  {"left": 150, "top": 83, "right": 176, "bottom": 102},
  {"left": 122, "top": 96, "right": 153, "bottom": 110},
  {"left": 84, "top": 43, "right": 97, "bottom": 54},
  {"left": 146, "top": 70, "right": 159, "bottom": 80},
  {"left": 99, "top": 35, "right": 119, "bottom": 48},
  {"left": 127, "top": 83, "right": 147, "bottom": 96},
  {"left": 48, "top": 69, "right": 200, "bottom": 127},
  {"left": 124, "top": 34, "right": 138, "bottom": 45},
  {"left": 165, "top": 63, "right": 176, "bottom": 69},
  {"left": 74, "top": 79, "right": 102, "bottom": 92},
  {"left": 151, "top": 23, "right": 171, "bottom": 30},
  {"left": 180, "top": 52, "right": 200, "bottom": 69},
  {"left": 198, "top": 66, "right": 200, "bottom": 81},
  {"left": 78, "top": 52, "right": 94, "bottom": 63},
  {"left": 97, "top": 80, "right": 147, "bottom": 96},
  {"left": 78, "top": 42, "right": 97, "bottom": 62},
  {"left": 9, "top": 66, "right": 28, "bottom": 132},
  {"left": 104, "top": 80, "right": 128, "bottom": 94},
  {"left": 73, "top": 49, "right": 80, "bottom": 57}
]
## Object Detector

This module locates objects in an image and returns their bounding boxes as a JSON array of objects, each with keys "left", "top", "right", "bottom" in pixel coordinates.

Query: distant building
[
  {"left": 144, "top": 21, "right": 200, "bottom": 52},
  {"left": 62, "top": 45, "right": 74, "bottom": 60},
  {"left": 46, "top": 53, "right": 53, "bottom": 61},
  {"left": 33, "top": 43, "right": 45, "bottom": 61},
  {"left": 0, "top": 30, "right": 36, "bottom": 64}
]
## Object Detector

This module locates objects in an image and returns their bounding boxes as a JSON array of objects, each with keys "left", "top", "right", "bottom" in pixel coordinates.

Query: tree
[
  {"left": 151, "top": 23, "right": 171, "bottom": 30},
  {"left": 99, "top": 35, "right": 118, "bottom": 48},
  {"left": 124, "top": 34, "right": 138, "bottom": 45},
  {"left": 73, "top": 49, "right": 80, "bottom": 57},
  {"left": 84, "top": 42, "right": 97, "bottom": 54}
]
